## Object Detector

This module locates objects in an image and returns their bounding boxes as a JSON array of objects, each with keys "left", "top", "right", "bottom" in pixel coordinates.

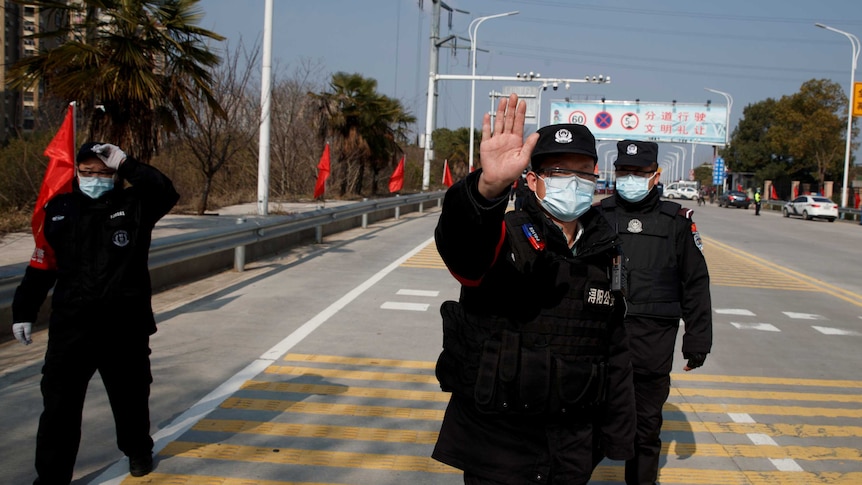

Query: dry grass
[{"left": 0, "top": 209, "right": 31, "bottom": 238}]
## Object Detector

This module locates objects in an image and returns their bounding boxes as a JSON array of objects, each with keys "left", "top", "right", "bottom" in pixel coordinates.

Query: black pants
[
  {"left": 625, "top": 373, "right": 671, "bottom": 485},
  {"left": 34, "top": 330, "right": 153, "bottom": 485},
  {"left": 755, "top": 202, "right": 761, "bottom": 215}
]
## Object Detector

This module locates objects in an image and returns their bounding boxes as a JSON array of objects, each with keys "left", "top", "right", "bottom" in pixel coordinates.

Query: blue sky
[{"left": 200, "top": 0, "right": 862, "bottom": 170}]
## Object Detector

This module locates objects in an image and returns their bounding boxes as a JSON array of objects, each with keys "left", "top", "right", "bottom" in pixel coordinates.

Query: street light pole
[
  {"left": 704, "top": 88, "right": 733, "bottom": 149},
  {"left": 468, "top": 11, "right": 519, "bottom": 173},
  {"left": 815, "top": 23, "right": 860, "bottom": 208}
]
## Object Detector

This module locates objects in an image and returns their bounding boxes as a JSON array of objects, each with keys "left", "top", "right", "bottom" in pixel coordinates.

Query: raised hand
[{"left": 477, "top": 94, "right": 540, "bottom": 199}]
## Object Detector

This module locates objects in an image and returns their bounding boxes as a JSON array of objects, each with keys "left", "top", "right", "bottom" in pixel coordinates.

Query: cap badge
[
  {"left": 554, "top": 129, "right": 573, "bottom": 144},
  {"left": 626, "top": 144, "right": 638, "bottom": 155}
]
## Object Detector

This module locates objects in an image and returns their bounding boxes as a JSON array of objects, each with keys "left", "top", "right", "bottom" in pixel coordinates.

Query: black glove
[{"left": 683, "top": 352, "right": 706, "bottom": 370}]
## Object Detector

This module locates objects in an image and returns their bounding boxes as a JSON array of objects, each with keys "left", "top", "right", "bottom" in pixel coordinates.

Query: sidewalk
[{"left": 0, "top": 201, "right": 353, "bottom": 272}]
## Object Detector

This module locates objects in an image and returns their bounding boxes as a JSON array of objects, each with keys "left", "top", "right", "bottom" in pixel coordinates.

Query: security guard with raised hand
[
  {"left": 598, "top": 140, "right": 713, "bottom": 485},
  {"left": 432, "top": 94, "right": 636, "bottom": 484}
]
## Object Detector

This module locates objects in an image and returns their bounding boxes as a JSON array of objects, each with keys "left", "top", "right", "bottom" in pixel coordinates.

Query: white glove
[
  {"left": 12, "top": 322, "right": 32, "bottom": 345},
  {"left": 91, "top": 143, "right": 127, "bottom": 170}
]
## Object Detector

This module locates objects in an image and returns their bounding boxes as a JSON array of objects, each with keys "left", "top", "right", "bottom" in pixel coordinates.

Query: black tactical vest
[
  {"left": 435, "top": 210, "right": 623, "bottom": 416},
  {"left": 599, "top": 197, "right": 681, "bottom": 318}
]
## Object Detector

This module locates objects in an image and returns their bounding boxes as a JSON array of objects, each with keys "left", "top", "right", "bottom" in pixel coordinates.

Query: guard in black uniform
[
  {"left": 11, "top": 142, "right": 179, "bottom": 484},
  {"left": 598, "top": 140, "right": 713, "bottom": 485},
  {"left": 432, "top": 94, "right": 635, "bottom": 485}
]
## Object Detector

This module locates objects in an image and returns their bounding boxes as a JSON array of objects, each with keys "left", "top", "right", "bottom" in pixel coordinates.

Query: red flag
[
  {"left": 388, "top": 156, "right": 405, "bottom": 193},
  {"left": 442, "top": 159, "right": 453, "bottom": 187},
  {"left": 313, "top": 143, "right": 330, "bottom": 199},
  {"left": 770, "top": 185, "right": 778, "bottom": 200},
  {"left": 30, "top": 103, "right": 76, "bottom": 270}
]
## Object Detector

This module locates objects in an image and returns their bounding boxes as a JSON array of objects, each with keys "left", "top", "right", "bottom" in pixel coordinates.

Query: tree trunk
[{"left": 197, "top": 176, "right": 213, "bottom": 215}]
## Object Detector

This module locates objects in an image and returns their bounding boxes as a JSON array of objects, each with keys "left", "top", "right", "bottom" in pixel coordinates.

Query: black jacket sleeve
[
  {"left": 12, "top": 265, "right": 57, "bottom": 323},
  {"left": 434, "top": 170, "right": 510, "bottom": 285},
  {"left": 119, "top": 157, "right": 180, "bottom": 226},
  {"left": 677, "top": 216, "right": 713, "bottom": 354}
]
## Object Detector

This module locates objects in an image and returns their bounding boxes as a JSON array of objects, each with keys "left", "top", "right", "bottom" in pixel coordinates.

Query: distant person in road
[
  {"left": 754, "top": 188, "right": 762, "bottom": 216},
  {"left": 432, "top": 94, "right": 635, "bottom": 484},
  {"left": 597, "top": 140, "right": 713, "bottom": 485},
  {"left": 11, "top": 142, "right": 179, "bottom": 484}
]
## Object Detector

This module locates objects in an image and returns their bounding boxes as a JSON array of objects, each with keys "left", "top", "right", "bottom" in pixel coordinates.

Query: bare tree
[
  {"left": 268, "top": 58, "right": 327, "bottom": 200},
  {"left": 175, "top": 39, "right": 261, "bottom": 214}
]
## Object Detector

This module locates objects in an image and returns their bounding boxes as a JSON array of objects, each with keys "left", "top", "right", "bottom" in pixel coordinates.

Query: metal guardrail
[{"left": 0, "top": 192, "right": 445, "bottom": 311}]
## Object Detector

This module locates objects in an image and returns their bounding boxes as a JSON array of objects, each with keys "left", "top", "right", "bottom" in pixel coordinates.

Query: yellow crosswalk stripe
[
  {"left": 264, "top": 365, "right": 439, "bottom": 384},
  {"left": 124, "top": 473, "right": 348, "bottom": 485},
  {"left": 192, "top": 419, "right": 439, "bottom": 445},
  {"left": 283, "top": 353, "right": 436, "bottom": 369},
  {"left": 671, "top": 372, "right": 862, "bottom": 389},
  {"left": 159, "top": 441, "right": 458, "bottom": 474},
  {"left": 240, "top": 380, "right": 450, "bottom": 403},
  {"left": 220, "top": 397, "right": 446, "bottom": 421}
]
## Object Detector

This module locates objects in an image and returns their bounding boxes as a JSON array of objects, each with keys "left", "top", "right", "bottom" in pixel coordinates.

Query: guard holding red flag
[{"left": 11, "top": 142, "right": 179, "bottom": 484}]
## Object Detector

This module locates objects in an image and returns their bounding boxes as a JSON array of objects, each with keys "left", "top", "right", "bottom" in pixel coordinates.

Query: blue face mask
[
  {"left": 536, "top": 175, "right": 596, "bottom": 222},
  {"left": 78, "top": 176, "right": 115, "bottom": 199},
  {"left": 616, "top": 174, "right": 655, "bottom": 202}
]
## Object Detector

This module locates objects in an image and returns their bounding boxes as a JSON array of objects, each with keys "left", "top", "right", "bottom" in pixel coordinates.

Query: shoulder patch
[{"left": 678, "top": 207, "right": 693, "bottom": 219}]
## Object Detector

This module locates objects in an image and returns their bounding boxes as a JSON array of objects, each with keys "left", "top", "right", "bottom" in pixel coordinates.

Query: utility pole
[
  {"left": 422, "top": 0, "right": 468, "bottom": 191},
  {"left": 256, "top": 0, "right": 273, "bottom": 215}
]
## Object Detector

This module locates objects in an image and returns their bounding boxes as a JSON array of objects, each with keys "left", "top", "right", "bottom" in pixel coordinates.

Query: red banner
[
  {"left": 31, "top": 104, "right": 76, "bottom": 270},
  {"left": 313, "top": 143, "right": 330, "bottom": 199},
  {"left": 388, "top": 156, "right": 404, "bottom": 193}
]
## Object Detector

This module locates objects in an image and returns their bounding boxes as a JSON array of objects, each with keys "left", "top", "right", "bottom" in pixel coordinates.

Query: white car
[
  {"left": 663, "top": 186, "right": 699, "bottom": 200},
  {"left": 782, "top": 195, "right": 838, "bottom": 222}
]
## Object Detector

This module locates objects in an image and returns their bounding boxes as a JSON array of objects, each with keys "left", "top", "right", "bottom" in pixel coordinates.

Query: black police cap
[
  {"left": 614, "top": 140, "right": 658, "bottom": 168},
  {"left": 530, "top": 124, "right": 598, "bottom": 167}
]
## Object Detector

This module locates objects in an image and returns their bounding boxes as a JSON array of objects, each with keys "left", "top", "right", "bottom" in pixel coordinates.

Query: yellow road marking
[
  {"left": 220, "top": 397, "right": 446, "bottom": 421},
  {"left": 125, "top": 469, "right": 862, "bottom": 485},
  {"left": 222, "top": 394, "right": 861, "bottom": 421},
  {"left": 400, "top": 242, "right": 446, "bottom": 269},
  {"left": 264, "top": 365, "right": 439, "bottom": 384},
  {"left": 159, "top": 441, "right": 458, "bottom": 474},
  {"left": 193, "top": 419, "right": 439, "bottom": 445},
  {"left": 595, "top": 467, "right": 862, "bottom": 485},
  {"left": 664, "top": 420, "right": 862, "bottom": 438},
  {"left": 283, "top": 353, "right": 436, "bottom": 370},
  {"left": 663, "top": 442, "right": 862, "bottom": 461},
  {"left": 194, "top": 417, "right": 862, "bottom": 443},
  {"left": 670, "top": 386, "right": 862, "bottom": 403},
  {"left": 240, "top": 380, "right": 450, "bottom": 403},
  {"left": 705, "top": 236, "right": 862, "bottom": 307},
  {"left": 669, "top": 401, "right": 862, "bottom": 418},
  {"left": 123, "top": 473, "right": 348, "bottom": 485},
  {"left": 671, "top": 372, "right": 862, "bottom": 389}
]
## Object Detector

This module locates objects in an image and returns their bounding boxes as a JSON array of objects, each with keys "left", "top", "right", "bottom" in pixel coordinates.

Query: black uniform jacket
[
  {"left": 602, "top": 189, "right": 712, "bottom": 373},
  {"left": 432, "top": 171, "right": 635, "bottom": 483},
  {"left": 12, "top": 158, "right": 180, "bottom": 339}
]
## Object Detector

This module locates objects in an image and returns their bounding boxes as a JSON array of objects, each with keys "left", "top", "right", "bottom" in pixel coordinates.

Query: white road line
[
  {"left": 90, "top": 236, "right": 436, "bottom": 485},
  {"left": 812, "top": 326, "right": 862, "bottom": 336},
  {"left": 782, "top": 312, "right": 823, "bottom": 320},
  {"left": 396, "top": 289, "right": 439, "bottom": 297},
  {"left": 728, "top": 413, "right": 755, "bottom": 423},
  {"left": 725, "top": 413, "right": 804, "bottom": 472},
  {"left": 730, "top": 322, "right": 780, "bottom": 332},
  {"left": 715, "top": 308, "right": 756, "bottom": 316},
  {"left": 769, "top": 458, "right": 804, "bottom": 472},
  {"left": 381, "top": 301, "right": 430, "bottom": 311}
]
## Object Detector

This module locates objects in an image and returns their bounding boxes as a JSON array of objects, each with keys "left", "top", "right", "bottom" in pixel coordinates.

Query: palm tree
[
  {"left": 6, "top": 0, "right": 225, "bottom": 162},
  {"left": 311, "top": 72, "right": 415, "bottom": 196}
]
